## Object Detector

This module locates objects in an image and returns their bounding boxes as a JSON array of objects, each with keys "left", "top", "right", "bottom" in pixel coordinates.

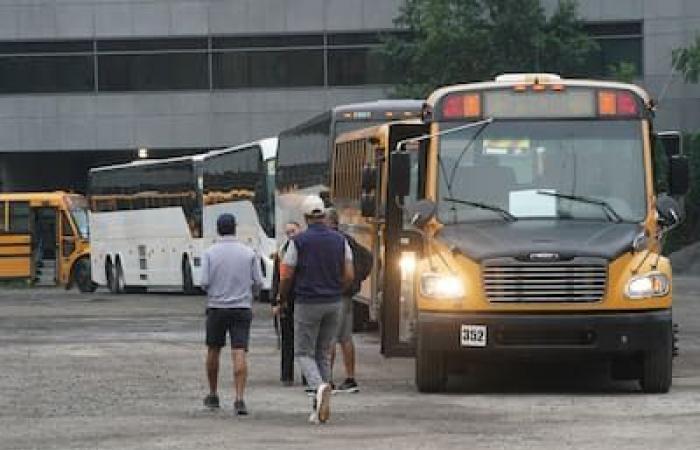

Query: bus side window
[
  {"left": 0, "top": 201, "right": 6, "bottom": 232},
  {"left": 61, "top": 213, "right": 76, "bottom": 257},
  {"left": 8, "top": 202, "right": 30, "bottom": 234}
]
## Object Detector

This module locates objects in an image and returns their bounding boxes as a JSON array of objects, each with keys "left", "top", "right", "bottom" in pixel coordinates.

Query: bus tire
[
  {"left": 640, "top": 327, "right": 673, "bottom": 394},
  {"left": 114, "top": 259, "right": 126, "bottom": 294},
  {"left": 415, "top": 331, "right": 446, "bottom": 393},
  {"left": 72, "top": 257, "right": 97, "bottom": 293},
  {"left": 182, "top": 257, "right": 196, "bottom": 295},
  {"left": 106, "top": 259, "right": 119, "bottom": 294}
]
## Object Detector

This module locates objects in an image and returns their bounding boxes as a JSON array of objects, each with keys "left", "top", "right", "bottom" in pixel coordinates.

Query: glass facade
[{"left": 0, "top": 31, "right": 395, "bottom": 94}]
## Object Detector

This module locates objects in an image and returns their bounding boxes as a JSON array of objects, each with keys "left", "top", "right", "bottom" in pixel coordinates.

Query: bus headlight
[
  {"left": 625, "top": 272, "right": 670, "bottom": 299},
  {"left": 399, "top": 252, "right": 416, "bottom": 274},
  {"left": 420, "top": 273, "right": 465, "bottom": 299}
]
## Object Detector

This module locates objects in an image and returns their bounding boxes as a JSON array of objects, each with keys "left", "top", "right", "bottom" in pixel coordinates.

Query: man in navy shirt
[{"left": 278, "top": 196, "right": 353, "bottom": 424}]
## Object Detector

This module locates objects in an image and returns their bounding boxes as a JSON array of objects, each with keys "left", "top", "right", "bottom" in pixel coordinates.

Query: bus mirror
[
  {"left": 409, "top": 199, "right": 437, "bottom": 228},
  {"left": 669, "top": 154, "right": 690, "bottom": 196},
  {"left": 657, "top": 194, "right": 684, "bottom": 227},
  {"left": 657, "top": 131, "right": 682, "bottom": 157},
  {"left": 390, "top": 152, "right": 411, "bottom": 198},
  {"left": 361, "top": 165, "right": 377, "bottom": 192},
  {"left": 361, "top": 194, "right": 376, "bottom": 218}
]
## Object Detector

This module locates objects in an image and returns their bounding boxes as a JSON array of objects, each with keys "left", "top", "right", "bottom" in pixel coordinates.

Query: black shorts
[{"left": 205, "top": 308, "right": 253, "bottom": 350}]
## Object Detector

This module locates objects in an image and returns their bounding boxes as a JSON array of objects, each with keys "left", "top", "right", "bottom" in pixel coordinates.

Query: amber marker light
[{"left": 598, "top": 91, "right": 617, "bottom": 116}]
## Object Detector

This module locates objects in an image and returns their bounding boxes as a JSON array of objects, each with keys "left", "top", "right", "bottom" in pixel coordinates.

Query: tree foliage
[
  {"left": 380, "top": 0, "right": 598, "bottom": 98},
  {"left": 672, "top": 34, "right": 700, "bottom": 83}
]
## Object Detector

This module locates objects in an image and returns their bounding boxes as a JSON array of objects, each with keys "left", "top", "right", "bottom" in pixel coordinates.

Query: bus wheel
[
  {"left": 640, "top": 328, "right": 673, "bottom": 394},
  {"left": 73, "top": 257, "right": 97, "bottom": 293},
  {"left": 106, "top": 260, "right": 119, "bottom": 294},
  {"left": 415, "top": 331, "right": 446, "bottom": 393},
  {"left": 114, "top": 259, "right": 126, "bottom": 294},
  {"left": 182, "top": 258, "right": 196, "bottom": 295}
]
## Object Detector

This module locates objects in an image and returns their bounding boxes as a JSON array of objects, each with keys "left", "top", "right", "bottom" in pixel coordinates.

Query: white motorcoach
[{"left": 88, "top": 138, "right": 277, "bottom": 295}]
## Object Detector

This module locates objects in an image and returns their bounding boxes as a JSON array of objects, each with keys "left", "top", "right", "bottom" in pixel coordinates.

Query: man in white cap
[{"left": 277, "top": 195, "right": 354, "bottom": 424}]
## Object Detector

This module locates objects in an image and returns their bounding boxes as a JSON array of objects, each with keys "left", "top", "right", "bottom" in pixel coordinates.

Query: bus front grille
[{"left": 482, "top": 258, "right": 607, "bottom": 303}]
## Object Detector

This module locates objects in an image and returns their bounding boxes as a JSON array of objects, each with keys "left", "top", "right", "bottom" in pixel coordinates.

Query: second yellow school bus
[
  {"left": 332, "top": 74, "right": 689, "bottom": 393},
  {"left": 0, "top": 192, "right": 94, "bottom": 292}
]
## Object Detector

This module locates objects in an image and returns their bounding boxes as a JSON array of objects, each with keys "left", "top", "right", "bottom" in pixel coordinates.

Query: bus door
[
  {"left": 33, "top": 206, "right": 58, "bottom": 284},
  {"left": 381, "top": 124, "right": 429, "bottom": 357},
  {"left": 0, "top": 201, "right": 32, "bottom": 280},
  {"left": 58, "top": 210, "right": 78, "bottom": 285}
]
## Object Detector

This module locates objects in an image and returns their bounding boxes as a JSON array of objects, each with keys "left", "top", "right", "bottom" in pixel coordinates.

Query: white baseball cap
[{"left": 301, "top": 195, "right": 326, "bottom": 217}]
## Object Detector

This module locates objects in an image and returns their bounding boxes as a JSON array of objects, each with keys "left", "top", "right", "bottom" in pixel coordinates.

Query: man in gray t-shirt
[{"left": 200, "top": 213, "right": 262, "bottom": 415}]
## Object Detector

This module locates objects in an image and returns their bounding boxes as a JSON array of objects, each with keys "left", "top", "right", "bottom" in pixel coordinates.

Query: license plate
[{"left": 461, "top": 325, "right": 487, "bottom": 347}]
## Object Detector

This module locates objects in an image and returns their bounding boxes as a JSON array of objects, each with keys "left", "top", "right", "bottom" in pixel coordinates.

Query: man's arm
[
  {"left": 251, "top": 253, "right": 263, "bottom": 297},
  {"left": 342, "top": 239, "right": 354, "bottom": 291},
  {"left": 278, "top": 240, "right": 298, "bottom": 307},
  {"left": 199, "top": 251, "right": 210, "bottom": 292}
]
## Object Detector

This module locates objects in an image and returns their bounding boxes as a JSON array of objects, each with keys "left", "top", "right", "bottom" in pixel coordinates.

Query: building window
[
  {"left": 98, "top": 53, "right": 208, "bottom": 91},
  {"left": 0, "top": 30, "right": 399, "bottom": 94},
  {"left": 213, "top": 49, "right": 324, "bottom": 88},
  {"left": 584, "top": 21, "right": 643, "bottom": 78},
  {"left": 0, "top": 55, "right": 94, "bottom": 94}
]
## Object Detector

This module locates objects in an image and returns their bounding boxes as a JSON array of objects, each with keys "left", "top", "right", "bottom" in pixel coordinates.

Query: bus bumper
[{"left": 417, "top": 309, "right": 672, "bottom": 360}]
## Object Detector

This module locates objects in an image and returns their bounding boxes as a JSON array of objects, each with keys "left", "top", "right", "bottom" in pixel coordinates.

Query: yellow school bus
[
  {"left": 333, "top": 74, "right": 689, "bottom": 393},
  {"left": 0, "top": 192, "right": 95, "bottom": 292}
]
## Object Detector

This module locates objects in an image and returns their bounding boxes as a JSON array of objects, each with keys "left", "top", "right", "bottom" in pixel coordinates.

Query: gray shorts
[{"left": 335, "top": 296, "right": 353, "bottom": 343}]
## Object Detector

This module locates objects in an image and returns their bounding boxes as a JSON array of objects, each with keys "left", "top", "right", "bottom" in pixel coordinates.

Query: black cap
[{"left": 217, "top": 213, "right": 237, "bottom": 235}]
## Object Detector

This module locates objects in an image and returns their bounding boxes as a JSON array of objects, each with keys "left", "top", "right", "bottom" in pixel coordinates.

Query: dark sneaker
[
  {"left": 234, "top": 400, "right": 248, "bottom": 416},
  {"left": 304, "top": 385, "right": 315, "bottom": 397},
  {"left": 316, "top": 383, "right": 331, "bottom": 424},
  {"left": 336, "top": 378, "right": 359, "bottom": 393},
  {"left": 203, "top": 393, "right": 220, "bottom": 409}
]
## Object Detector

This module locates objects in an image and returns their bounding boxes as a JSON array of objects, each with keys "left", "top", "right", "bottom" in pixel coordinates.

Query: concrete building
[{"left": 0, "top": 0, "right": 697, "bottom": 191}]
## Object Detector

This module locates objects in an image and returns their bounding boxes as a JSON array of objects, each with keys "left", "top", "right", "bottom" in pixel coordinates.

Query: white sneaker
[
  {"left": 316, "top": 383, "right": 331, "bottom": 423},
  {"left": 308, "top": 411, "right": 319, "bottom": 424}
]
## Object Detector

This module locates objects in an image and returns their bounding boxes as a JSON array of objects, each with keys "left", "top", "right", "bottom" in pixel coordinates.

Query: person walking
[
  {"left": 201, "top": 213, "right": 263, "bottom": 416},
  {"left": 271, "top": 221, "right": 302, "bottom": 385},
  {"left": 277, "top": 196, "right": 354, "bottom": 424},
  {"left": 326, "top": 209, "right": 372, "bottom": 394}
]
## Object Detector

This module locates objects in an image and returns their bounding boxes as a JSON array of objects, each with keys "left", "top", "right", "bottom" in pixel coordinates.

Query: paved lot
[{"left": 1, "top": 279, "right": 700, "bottom": 450}]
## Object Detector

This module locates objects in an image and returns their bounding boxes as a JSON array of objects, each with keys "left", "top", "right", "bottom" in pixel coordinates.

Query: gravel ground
[{"left": 1, "top": 279, "right": 700, "bottom": 450}]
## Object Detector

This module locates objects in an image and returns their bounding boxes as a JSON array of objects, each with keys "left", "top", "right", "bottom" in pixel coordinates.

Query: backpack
[{"left": 343, "top": 233, "right": 373, "bottom": 296}]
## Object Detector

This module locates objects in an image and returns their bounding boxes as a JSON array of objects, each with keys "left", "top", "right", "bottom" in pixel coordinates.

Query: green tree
[
  {"left": 608, "top": 61, "right": 638, "bottom": 83},
  {"left": 672, "top": 34, "right": 700, "bottom": 83},
  {"left": 380, "top": 0, "right": 598, "bottom": 98}
]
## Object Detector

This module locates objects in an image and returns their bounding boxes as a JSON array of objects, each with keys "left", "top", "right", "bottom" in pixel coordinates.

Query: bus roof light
[
  {"left": 616, "top": 91, "right": 639, "bottom": 115},
  {"left": 441, "top": 93, "right": 481, "bottom": 119},
  {"left": 598, "top": 91, "right": 617, "bottom": 116},
  {"left": 598, "top": 90, "right": 639, "bottom": 116}
]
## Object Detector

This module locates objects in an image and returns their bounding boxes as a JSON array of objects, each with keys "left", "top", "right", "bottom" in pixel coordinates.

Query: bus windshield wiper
[
  {"left": 536, "top": 191, "right": 623, "bottom": 223},
  {"left": 443, "top": 197, "right": 517, "bottom": 222}
]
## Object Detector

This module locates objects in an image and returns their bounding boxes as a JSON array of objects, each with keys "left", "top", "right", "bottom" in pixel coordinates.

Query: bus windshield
[
  {"left": 70, "top": 206, "right": 89, "bottom": 238},
  {"left": 437, "top": 120, "right": 646, "bottom": 223}
]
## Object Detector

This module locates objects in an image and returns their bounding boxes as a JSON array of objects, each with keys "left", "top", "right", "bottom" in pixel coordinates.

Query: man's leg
[
  {"left": 204, "top": 309, "right": 226, "bottom": 408},
  {"left": 232, "top": 349, "right": 247, "bottom": 401},
  {"left": 316, "top": 302, "right": 342, "bottom": 384},
  {"left": 280, "top": 302, "right": 295, "bottom": 384},
  {"left": 206, "top": 346, "right": 221, "bottom": 394},
  {"left": 341, "top": 340, "right": 356, "bottom": 380},
  {"left": 294, "top": 303, "right": 323, "bottom": 389},
  {"left": 230, "top": 308, "right": 252, "bottom": 404}
]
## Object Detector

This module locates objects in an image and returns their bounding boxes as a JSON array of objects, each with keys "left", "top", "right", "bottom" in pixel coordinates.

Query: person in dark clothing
[
  {"left": 326, "top": 209, "right": 372, "bottom": 393},
  {"left": 271, "top": 221, "right": 301, "bottom": 385},
  {"left": 277, "top": 196, "right": 354, "bottom": 424}
]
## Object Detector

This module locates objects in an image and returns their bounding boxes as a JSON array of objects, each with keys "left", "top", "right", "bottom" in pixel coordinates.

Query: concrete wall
[
  {"left": 0, "top": 0, "right": 400, "bottom": 154},
  {"left": 542, "top": 0, "right": 700, "bottom": 131},
  {"left": 0, "top": 0, "right": 698, "bottom": 160}
]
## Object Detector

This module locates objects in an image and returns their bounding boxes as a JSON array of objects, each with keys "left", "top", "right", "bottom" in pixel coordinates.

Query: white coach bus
[{"left": 88, "top": 138, "right": 277, "bottom": 295}]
